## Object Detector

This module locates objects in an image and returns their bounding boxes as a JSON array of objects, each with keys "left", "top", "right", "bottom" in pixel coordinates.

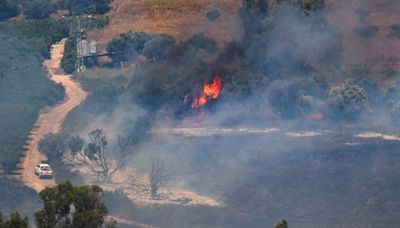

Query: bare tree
[
  {"left": 70, "top": 129, "right": 128, "bottom": 181},
  {"left": 149, "top": 159, "right": 165, "bottom": 199}
]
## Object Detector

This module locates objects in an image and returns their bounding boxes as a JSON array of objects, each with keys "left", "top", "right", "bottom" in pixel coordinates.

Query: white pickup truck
[{"left": 35, "top": 164, "right": 53, "bottom": 178}]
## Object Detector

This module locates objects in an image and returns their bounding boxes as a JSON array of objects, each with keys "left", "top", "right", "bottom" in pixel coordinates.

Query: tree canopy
[
  {"left": 0, "top": 212, "right": 29, "bottom": 228},
  {"left": 35, "top": 182, "right": 111, "bottom": 228},
  {"left": 327, "top": 81, "right": 368, "bottom": 119}
]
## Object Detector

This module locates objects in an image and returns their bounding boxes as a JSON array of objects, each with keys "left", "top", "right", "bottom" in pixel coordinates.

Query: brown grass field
[{"left": 89, "top": 0, "right": 243, "bottom": 49}]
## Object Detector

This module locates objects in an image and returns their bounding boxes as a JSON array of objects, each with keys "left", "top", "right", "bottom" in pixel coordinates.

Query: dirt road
[{"left": 17, "top": 39, "right": 87, "bottom": 192}]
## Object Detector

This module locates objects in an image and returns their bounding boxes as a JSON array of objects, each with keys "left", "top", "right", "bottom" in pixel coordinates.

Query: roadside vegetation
[{"left": 0, "top": 20, "right": 67, "bottom": 172}]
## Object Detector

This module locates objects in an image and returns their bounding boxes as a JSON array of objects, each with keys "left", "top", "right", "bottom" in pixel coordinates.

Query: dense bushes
[
  {"left": 106, "top": 31, "right": 154, "bottom": 63},
  {"left": 22, "top": 0, "right": 56, "bottom": 19},
  {"left": 61, "top": 37, "right": 76, "bottom": 73},
  {"left": 60, "top": 0, "right": 112, "bottom": 15},
  {"left": 106, "top": 31, "right": 216, "bottom": 67},
  {"left": 0, "top": 20, "right": 71, "bottom": 172}
]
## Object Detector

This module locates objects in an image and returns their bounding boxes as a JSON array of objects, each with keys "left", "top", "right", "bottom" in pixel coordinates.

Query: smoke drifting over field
[{"left": 66, "top": 1, "right": 400, "bottom": 227}]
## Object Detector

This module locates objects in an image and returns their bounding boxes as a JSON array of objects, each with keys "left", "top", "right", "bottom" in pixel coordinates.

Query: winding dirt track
[{"left": 16, "top": 39, "right": 87, "bottom": 192}]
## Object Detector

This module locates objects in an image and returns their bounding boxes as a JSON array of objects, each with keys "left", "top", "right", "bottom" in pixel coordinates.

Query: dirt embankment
[{"left": 15, "top": 39, "right": 87, "bottom": 192}]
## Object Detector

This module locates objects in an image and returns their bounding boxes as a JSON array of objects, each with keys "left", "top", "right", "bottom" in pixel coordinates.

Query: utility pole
[{"left": 75, "top": 16, "right": 86, "bottom": 72}]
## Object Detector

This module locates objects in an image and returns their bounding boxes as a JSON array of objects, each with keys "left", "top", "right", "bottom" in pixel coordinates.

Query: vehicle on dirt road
[{"left": 35, "top": 164, "right": 53, "bottom": 178}]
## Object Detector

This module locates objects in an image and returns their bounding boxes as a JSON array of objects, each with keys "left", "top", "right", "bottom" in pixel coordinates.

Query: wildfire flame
[{"left": 192, "top": 76, "right": 223, "bottom": 109}]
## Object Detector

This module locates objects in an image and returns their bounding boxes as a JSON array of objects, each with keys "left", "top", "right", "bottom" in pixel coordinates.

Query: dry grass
[
  {"left": 327, "top": 0, "right": 400, "bottom": 88},
  {"left": 89, "top": 0, "right": 243, "bottom": 49}
]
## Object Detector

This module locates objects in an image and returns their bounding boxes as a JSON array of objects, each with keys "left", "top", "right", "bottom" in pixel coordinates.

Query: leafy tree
[
  {"left": 35, "top": 182, "right": 112, "bottom": 228},
  {"left": 0, "top": 212, "right": 29, "bottom": 228},
  {"left": 327, "top": 81, "right": 368, "bottom": 119},
  {"left": 0, "top": 0, "right": 19, "bottom": 21},
  {"left": 275, "top": 220, "right": 288, "bottom": 228},
  {"left": 106, "top": 31, "right": 153, "bottom": 63}
]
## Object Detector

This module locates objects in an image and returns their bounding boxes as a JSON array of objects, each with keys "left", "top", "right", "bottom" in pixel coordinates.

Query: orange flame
[{"left": 192, "top": 76, "right": 223, "bottom": 109}]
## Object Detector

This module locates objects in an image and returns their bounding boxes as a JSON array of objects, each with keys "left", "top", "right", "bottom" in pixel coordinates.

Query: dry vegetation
[
  {"left": 328, "top": 0, "right": 400, "bottom": 87},
  {"left": 90, "top": 0, "right": 243, "bottom": 48}
]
